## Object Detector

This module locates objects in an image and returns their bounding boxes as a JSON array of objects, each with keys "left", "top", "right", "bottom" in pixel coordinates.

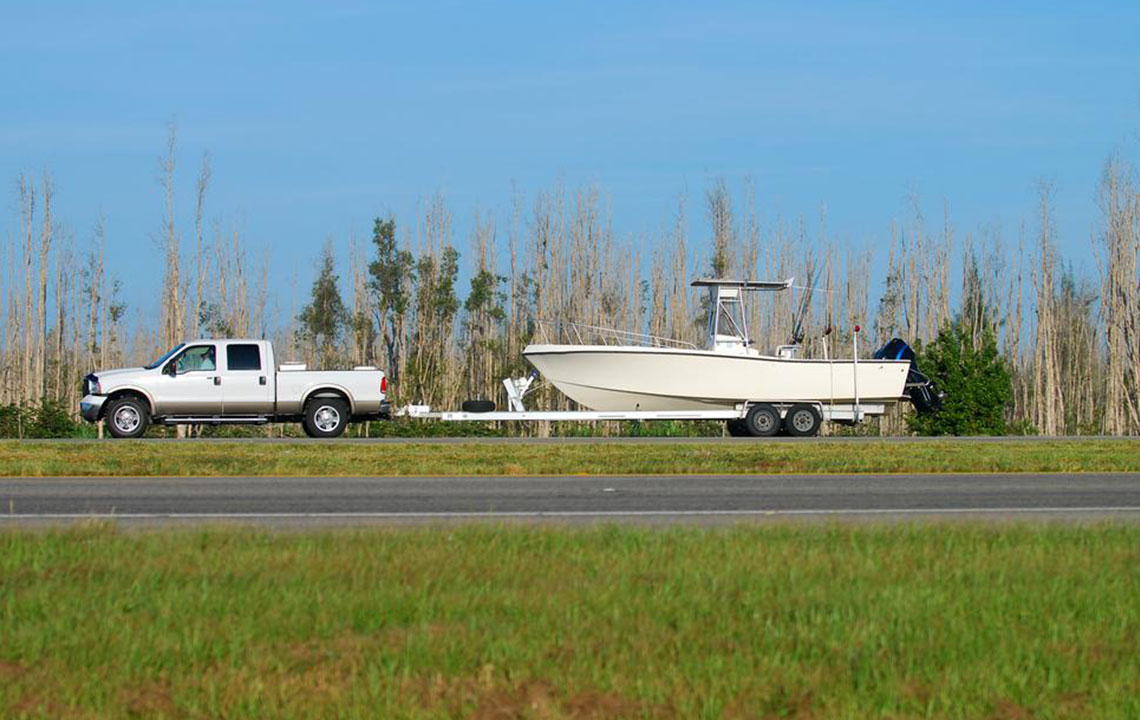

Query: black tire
[
  {"left": 744, "top": 403, "right": 781, "bottom": 437},
  {"left": 726, "top": 419, "right": 750, "bottom": 437},
  {"left": 302, "top": 397, "right": 350, "bottom": 438},
  {"left": 461, "top": 399, "right": 496, "bottom": 413},
  {"left": 105, "top": 396, "right": 150, "bottom": 439},
  {"left": 784, "top": 403, "right": 822, "bottom": 437}
]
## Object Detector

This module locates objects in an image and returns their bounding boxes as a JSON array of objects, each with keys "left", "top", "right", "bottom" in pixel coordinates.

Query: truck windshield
[{"left": 144, "top": 344, "right": 185, "bottom": 370}]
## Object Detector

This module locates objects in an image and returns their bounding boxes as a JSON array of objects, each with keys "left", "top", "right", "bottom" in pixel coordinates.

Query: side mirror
[{"left": 163, "top": 363, "right": 177, "bottom": 377}]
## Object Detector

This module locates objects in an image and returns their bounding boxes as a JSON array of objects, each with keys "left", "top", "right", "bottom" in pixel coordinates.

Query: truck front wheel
[
  {"left": 302, "top": 398, "right": 349, "bottom": 438},
  {"left": 106, "top": 396, "right": 150, "bottom": 439}
]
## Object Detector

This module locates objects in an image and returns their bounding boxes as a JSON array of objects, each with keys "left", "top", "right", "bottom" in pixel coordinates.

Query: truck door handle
[
  {"left": 213, "top": 377, "right": 221, "bottom": 386},
  {"left": 259, "top": 376, "right": 266, "bottom": 386}
]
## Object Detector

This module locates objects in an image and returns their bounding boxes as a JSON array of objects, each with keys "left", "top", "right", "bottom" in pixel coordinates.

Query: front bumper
[{"left": 79, "top": 394, "right": 106, "bottom": 423}]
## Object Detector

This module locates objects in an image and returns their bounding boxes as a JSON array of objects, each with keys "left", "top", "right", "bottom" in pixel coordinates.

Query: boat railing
[{"left": 534, "top": 319, "right": 699, "bottom": 349}]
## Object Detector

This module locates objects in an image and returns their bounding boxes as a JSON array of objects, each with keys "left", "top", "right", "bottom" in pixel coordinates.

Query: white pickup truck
[{"left": 79, "top": 339, "right": 390, "bottom": 438}]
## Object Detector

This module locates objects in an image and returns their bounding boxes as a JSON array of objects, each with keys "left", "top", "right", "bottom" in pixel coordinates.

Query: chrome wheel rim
[
  {"left": 753, "top": 411, "right": 775, "bottom": 433},
  {"left": 314, "top": 405, "right": 341, "bottom": 432},
  {"left": 114, "top": 406, "right": 140, "bottom": 433},
  {"left": 792, "top": 410, "right": 815, "bottom": 432}
]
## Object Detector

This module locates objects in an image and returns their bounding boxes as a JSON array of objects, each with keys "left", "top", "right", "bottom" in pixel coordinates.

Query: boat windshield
[
  {"left": 715, "top": 297, "right": 748, "bottom": 340},
  {"left": 144, "top": 344, "right": 185, "bottom": 370}
]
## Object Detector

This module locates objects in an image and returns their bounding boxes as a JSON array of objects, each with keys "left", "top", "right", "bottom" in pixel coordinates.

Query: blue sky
[{"left": 2, "top": 1, "right": 1138, "bottom": 316}]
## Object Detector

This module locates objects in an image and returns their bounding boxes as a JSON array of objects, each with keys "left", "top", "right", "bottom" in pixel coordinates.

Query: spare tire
[{"left": 462, "top": 399, "right": 496, "bottom": 413}]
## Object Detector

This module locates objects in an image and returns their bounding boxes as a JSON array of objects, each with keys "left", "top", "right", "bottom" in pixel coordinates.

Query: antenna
[{"left": 789, "top": 262, "right": 817, "bottom": 345}]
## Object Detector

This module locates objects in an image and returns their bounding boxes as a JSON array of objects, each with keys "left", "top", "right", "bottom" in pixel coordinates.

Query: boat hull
[{"left": 523, "top": 344, "right": 910, "bottom": 411}]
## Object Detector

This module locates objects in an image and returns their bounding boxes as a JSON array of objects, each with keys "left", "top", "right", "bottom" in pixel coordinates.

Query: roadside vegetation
[
  {"left": 1, "top": 438, "right": 1138, "bottom": 477},
  {"left": 2, "top": 524, "right": 1138, "bottom": 718}
]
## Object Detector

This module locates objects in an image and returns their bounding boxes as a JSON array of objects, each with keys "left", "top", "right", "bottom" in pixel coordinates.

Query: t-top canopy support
[{"left": 690, "top": 278, "right": 794, "bottom": 291}]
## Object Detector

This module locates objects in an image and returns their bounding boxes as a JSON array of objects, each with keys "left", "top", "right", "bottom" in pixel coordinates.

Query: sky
[{"left": 2, "top": 1, "right": 1138, "bottom": 319}]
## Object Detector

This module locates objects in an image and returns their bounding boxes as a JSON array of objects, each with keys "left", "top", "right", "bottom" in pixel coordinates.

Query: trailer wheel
[
  {"left": 784, "top": 404, "right": 822, "bottom": 437},
  {"left": 726, "top": 419, "right": 750, "bottom": 437},
  {"left": 106, "top": 396, "right": 150, "bottom": 439},
  {"left": 744, "top": 403, "right": 781, "bottom": 437},
  {"left": 302, "top": 398, "right": 349, "bottom": 438}
]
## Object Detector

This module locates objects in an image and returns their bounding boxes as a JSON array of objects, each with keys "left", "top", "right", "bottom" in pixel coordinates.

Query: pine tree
[
  {"left": 297, "top": 243, "right": 348, "bottom": 369},
  {"left": 368, "top": 216, "right": 414, "bottom": 385}
]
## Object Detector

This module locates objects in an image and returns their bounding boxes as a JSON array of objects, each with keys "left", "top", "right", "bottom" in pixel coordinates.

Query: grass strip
[
  {"left": 2, "top": 523, "right": 1138, "bottom": 718},
  {"left": 0, "top": 439, "right": 1138, "bottom": 477}
]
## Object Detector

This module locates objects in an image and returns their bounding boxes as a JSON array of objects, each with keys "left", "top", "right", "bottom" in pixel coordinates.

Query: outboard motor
[{"left": 872, "top": 338, "right": 944, "bottom": 414}]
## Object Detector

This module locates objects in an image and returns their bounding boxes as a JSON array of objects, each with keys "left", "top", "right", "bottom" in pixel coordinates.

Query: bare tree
[
  {"left": 159, "top": 123, "right": 184, "bottom": 352},
  {"left": 192, "top": 152, "right": 211, "bottom": 338}
]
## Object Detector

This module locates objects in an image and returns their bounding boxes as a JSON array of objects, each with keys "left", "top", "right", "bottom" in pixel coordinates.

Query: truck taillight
[{"left": 381, "top": 376, "right": 388, "bottom": 394}]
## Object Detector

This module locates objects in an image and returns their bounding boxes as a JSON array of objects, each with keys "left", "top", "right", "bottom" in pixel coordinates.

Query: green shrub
[
  {"left": 0, "top": 399, "right": 93, "bottom": 439},
  {"left": 0, "top": 403, "right": 25, "bottom": 437},
  {"left": 908, "top": 321, "right": 1013, "bottom": 436}
]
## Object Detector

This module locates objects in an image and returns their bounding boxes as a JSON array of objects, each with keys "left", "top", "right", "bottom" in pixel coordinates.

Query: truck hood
[
  {"left": 93, "top": 367, "right": 152, "bottom": 388},
  {"left": 96, "top": 367, "right": 147, "bottom": 379}
]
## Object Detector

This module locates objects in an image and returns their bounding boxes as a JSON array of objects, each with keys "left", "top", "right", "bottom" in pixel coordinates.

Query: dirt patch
[
  {"left": 467, "top": 680, "right": 651, "bottom": 720},
  {"left": 471, "top": 680, "right": 559, "bottom": 720},
  {"left": 989, "top": 699, "right": 1035, "bottom": 720},
  {"left": 122, "top": 682, "right": 178, "bottom": 717},
  {"left": 762, "top": 690, "right": 817, "bottom": 720},
  {"left": 564, "top": 690, "right": 646, "bottom": 719},
  {"left": 901, "top": 680, "right": 932, "bottom": 705},
  {"left": 1055, "top": 692, "right": 1089, "bottom": 718},
  {"left": 0, "top": 659, "right": 27, "bottom": 679},
  {"left": 8, "top": 694, "right": 74, "bottom": 719}
]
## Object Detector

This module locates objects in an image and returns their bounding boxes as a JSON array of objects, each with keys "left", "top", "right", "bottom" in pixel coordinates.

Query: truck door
[
  {"left": 221, "top": 342, "right": 275, "bottom": 414},
  {"left": 154, "top": 343, "right": 224, "bottom": 415}
]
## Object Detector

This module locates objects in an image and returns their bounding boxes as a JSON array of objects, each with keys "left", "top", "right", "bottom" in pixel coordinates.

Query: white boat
[{"left": 523, "top": 279, "right": 916, "bottom": 413}]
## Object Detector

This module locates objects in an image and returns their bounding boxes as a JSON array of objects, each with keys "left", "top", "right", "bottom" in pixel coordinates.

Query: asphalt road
[{"left": 3, "top": 473, "right": 1140, "bottom": 526}]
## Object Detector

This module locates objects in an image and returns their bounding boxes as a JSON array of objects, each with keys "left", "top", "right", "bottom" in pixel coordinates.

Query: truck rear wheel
[
  {"left": 106, "top": 396, "right": 150, "bottom": 439},
  {"left": 302, "top": 398, "right": 349, "bottom": 438}
]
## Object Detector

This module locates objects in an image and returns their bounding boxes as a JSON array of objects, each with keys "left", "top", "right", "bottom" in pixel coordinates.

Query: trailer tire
[
  {"left": 744, "top": 403, "right": 781, "bottom": 437},
  {"left": 461, "top": 399, "right": 496, "bottom": 413},
  {"left": 726, "top": 419, "right": 750, "bottom": 437},
  {"left": 784, "top": 404, "right": 822, "bottom": 437},
  {"left": 302, "top": 398, "right": 349, "bottom": 438},
  {"left": 106, "top": 396, "right": 150, "bottom": 439}
]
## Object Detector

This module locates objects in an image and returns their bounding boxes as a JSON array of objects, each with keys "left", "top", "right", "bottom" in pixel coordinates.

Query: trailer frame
[{"left": 398, "top": 374, "right": 887, "bottom": 429}]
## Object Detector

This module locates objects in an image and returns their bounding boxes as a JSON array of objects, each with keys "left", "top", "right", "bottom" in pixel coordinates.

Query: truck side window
[
  {"left": 176, "top": 345, "right": 216, "bottom": 373},
  {"left": 227, "top": 344, "right": 262, "bottom": 371}
]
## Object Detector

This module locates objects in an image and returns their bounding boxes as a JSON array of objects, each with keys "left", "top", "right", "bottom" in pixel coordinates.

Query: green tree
[
  {"left": 463, "top": 265, "right": 507, "bottom": 395},
  {"left": 368, "top": 216, "right": 414, "bottom": 383},
  {"left": 297, "top": 243, "right": 348, "bottom": 369},
  {"left": 407, "top": 246, "right": 460, "bottom": 404},
  {"left": 909, "top": 321, "right": 1012, "bottom": 436}
]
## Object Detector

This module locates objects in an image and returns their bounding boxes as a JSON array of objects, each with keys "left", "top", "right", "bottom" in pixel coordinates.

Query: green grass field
[
  {"left": 2, "top": 524, "right": 1138, "bottom": 718},
  {"left": 1, "top": 438, "right": 1139, "bottom": 477}
]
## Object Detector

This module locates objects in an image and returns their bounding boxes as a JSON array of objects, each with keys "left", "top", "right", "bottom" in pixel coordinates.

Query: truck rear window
[{"left": 227, "top": 344, "right": 262, "bottom": 371}]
